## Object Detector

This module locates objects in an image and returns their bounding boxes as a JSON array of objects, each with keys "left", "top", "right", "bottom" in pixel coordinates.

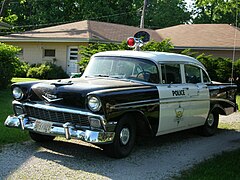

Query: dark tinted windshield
[{"left": 84, "top": 56, "right": 160, "bottom": 83}]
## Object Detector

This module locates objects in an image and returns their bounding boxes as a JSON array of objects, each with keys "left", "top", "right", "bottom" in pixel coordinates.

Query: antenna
[{"left": 231, "top": 0, "right": 239, "bottom": 84}]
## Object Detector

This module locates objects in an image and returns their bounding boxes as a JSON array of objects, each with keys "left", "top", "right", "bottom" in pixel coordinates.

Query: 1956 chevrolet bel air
[{"left": 4, "top": 32, "right": 238, "bottom": 158}]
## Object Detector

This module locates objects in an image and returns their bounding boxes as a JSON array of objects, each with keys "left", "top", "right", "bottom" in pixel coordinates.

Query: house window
[
  {"left": 44, "top": 49, "right": 55, "bottom": 57},
  {"left": 69, "top": 48, "right": 78, "bottom": 60}
]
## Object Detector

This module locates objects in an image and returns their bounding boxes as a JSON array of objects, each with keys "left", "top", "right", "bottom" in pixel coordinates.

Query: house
[
  {"left": 0, "top": 20, "right": 162, "bottom": 75},
  {"left": 156, "top": 24, "right": 240, "bottom": 59},
  {"left": 1, "top": 21, "right": 240, "bottom": 75}
]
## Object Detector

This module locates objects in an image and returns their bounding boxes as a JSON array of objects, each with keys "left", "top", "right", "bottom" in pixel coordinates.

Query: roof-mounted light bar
[{"left": 127, "top": 31, "right": 150, "bottom": 51}]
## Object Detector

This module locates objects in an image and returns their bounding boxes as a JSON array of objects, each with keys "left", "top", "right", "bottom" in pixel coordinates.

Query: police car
[{"left": 4, "top": 32, "right": 237, "bottom": 158}]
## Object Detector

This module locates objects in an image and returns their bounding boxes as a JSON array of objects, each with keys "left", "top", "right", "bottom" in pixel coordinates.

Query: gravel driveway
[{"left": 1, "top": 113, "right": 240, "bottom": 180}]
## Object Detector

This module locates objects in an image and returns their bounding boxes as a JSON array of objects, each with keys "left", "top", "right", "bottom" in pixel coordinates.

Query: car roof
[{"left": 93, "top": 50, "right": 205, "bottom": 69}]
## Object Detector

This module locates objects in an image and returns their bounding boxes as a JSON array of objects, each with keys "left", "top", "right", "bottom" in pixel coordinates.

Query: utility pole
[{"left": 140, "top": 0, "right": 147, "bottom": 28}]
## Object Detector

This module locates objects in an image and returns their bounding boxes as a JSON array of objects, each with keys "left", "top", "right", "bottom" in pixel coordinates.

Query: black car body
[{"left": 5, "top": 50, "right": 237, "bottom": 158}]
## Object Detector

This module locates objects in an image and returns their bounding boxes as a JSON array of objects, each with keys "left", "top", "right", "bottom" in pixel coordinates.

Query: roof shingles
[
  {"left": 0, "top": 20, "right": 162, "bottom": 43},
  {"left": 156, "top": 24, "right": 240, "bottom": 49}
]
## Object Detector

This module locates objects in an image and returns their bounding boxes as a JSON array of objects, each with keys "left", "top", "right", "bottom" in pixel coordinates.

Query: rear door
[{"left": 184, "top": 64, "right": 210, "bottom": 126}]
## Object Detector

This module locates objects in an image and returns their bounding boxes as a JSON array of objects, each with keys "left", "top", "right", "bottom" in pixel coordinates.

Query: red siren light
[{"left": 127, "top": 37, "right": 135, "bottom": 47}]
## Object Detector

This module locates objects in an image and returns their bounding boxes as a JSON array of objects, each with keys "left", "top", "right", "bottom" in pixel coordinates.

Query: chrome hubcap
[
  {"left": 120, "top": 128, "right": 130, "bottom": 145},
  {"left": 207, "top": 113, "right": 214, "bottom": 126}
]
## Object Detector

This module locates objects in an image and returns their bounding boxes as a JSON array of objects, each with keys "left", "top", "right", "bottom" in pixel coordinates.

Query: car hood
[{"left": 30, "top": 77, "right": 146, "bottom": 108}]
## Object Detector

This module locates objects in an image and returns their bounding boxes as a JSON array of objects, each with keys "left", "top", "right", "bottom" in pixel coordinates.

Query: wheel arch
[
  {"left": 118, "top": 110, "right": 154, "bottom": 137},
  {"left": 210, "top": 104, "right": 227, "bottom": 116}
]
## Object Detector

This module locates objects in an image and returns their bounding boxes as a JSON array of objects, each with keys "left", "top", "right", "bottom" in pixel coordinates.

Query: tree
[
  {"left": 144, "top": 0, "right": 191, "bottom": 29},
  {"left": 192, "top": 0, "right": 240, "bottom": 25},
  {"left": 0, "top": 0, "right": 191, "bottom": 33},
  {"left": 1, "top": 0, "right": 142, "bottom": 31}
]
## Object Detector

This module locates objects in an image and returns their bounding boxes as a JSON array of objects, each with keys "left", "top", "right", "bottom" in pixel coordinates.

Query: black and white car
[{"left": 5, "top": 32, "right": 237, "bottom": 158}]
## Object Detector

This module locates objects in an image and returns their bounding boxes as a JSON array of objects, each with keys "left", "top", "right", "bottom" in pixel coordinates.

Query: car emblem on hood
[{"left": 42, "top": 93, "right": 63, "bottom": 102}]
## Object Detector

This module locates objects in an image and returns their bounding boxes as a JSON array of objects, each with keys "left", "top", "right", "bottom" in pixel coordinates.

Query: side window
[
  {"left": 185, "top": 65, "right": 201, "bottom": 83},
  {"left": 202, "top": 70, "right": 211, "bottom": 83},
  {"left": 161, "top": 64, "right": 181, "bottom": 84}
]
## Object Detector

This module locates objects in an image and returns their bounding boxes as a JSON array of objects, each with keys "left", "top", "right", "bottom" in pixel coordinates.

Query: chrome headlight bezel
[
  {"left": 87, "top": 96, "right": 102, "bottom": 112},
  {"left": 12, "top": 87, "right": 24, "bottom": 100}
]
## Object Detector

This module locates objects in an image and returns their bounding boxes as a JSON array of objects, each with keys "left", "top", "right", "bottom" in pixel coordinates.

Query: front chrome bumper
[{"left": 4, "top": 115, "right": 115, "bottom": 144}]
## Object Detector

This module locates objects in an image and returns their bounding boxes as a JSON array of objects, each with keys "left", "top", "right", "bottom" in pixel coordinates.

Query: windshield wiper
[
  {"left": 110, "top": 75, "right": 125, "bottom": 79},
  {"left": 93, "top": 74, "right": 109, "bottom": 77}
]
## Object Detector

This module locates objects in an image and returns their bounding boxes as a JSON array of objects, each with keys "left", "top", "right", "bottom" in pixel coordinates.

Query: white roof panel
[{"left": 93, "top": 50, "right": 204, "bottom": 68}]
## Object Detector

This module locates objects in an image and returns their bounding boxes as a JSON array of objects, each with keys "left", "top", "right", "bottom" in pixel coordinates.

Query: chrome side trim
[
  {"left": 160, "top": 97, "right": 210, "bottom": 104},
  {"left": 4, "top": 115, "right": 115, "bottom": 144},
  {"left": 110, "top": 98, "right": 210, "bottom": 110},
  {"left": 211, "top": 98, "right": 236, "bottom": 107},
  {"left": 110, "top": 99, "right": 159, "bottom": 110}
]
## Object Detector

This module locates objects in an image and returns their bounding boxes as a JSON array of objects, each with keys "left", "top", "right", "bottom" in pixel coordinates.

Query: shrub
[
  {"left": 26, "top": 66, "right": 41, "bottom": 78},
  {"left": 181, "top": 49, "right": 233, "bottom": 82},
  {"left": 14, "top": 61, "right": 30, "bottom": 77},
  {"left": 27, "top": 62, "right": 69, "bottom": 79},
  {"left": 0, "top": 43, "right": 20, "bottom": 89}
]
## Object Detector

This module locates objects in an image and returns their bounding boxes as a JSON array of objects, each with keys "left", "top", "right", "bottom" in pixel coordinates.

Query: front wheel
[
  {"left": 201, "top": 112, "right": 219, "bottom": 136},
  {"left": 103, "top": 115, "right": 136, "bottom": 158},
  {"left": 29, "top": 131, "right": 55, "bottom": 142}
]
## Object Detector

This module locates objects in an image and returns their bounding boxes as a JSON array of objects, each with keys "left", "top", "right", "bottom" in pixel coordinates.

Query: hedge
[{"left": 0, "top": 43, "right": 20, "bottom": 89}]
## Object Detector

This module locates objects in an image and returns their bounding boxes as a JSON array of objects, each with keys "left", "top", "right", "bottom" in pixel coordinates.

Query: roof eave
[
  {"left": 0, "top": 37, "right": 121, "bottom": 43},
  {"left": 173, "top": 46, "right": 240, "bottom": 51}
]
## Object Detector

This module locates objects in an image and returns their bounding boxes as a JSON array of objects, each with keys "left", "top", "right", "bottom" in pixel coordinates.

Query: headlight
[
  {"left": 13, "top": 87, "right": 24, "bottom": 100},
  {"left": 88, "top": 96, "right": 101, "bottom": 112}
]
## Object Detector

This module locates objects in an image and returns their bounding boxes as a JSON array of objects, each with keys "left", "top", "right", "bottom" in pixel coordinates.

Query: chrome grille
[{"left": 24, "top": 105, "right": 90, "bottom": 126}]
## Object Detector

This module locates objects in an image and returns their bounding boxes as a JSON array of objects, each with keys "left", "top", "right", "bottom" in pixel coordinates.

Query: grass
[
  {"left": 12, "top": 77, "right": 39, "bottom": 83},
  {"left": 175, "top": 149, "right": 240, "bottom": 180},
  {"left": 0, "top": 78, "right": 39, "bottom": 145}
]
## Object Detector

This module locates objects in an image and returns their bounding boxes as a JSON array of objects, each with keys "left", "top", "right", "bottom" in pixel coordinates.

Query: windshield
[{"left": 83, "top": 56, "right": 160, "bottom": 84}]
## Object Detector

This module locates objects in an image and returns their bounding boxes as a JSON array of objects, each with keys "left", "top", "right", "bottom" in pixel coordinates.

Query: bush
[
  {"left": 27, "top": 62, "right": 69, "bottom": 79},
  {"left": 0, "top": 43, "right": 20, "bottom": 89},
  {"left": 14, "top": 61, "right": 30, "bottom": 77},
  {"left": 181, "top": 49, "right": 233, "bottom": 82}
]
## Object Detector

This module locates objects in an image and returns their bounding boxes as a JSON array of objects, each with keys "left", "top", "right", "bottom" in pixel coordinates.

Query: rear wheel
[
  {"left": 201, "top": 112, "right": 219, "bottom": 136},
  {"left": 29, "top": 131, "right": 55, "bottom": 142},
  {"left": 103, "top": 115, "right": 136, "bottom": 158}
]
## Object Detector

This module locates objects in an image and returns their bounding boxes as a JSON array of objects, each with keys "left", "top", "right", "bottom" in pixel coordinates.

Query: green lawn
[
  {"left": 0, "top": 78, "right": 39, "bottom": 145},
  {"left": 175, "top": 149, "right": 240, "bottom": 180}
]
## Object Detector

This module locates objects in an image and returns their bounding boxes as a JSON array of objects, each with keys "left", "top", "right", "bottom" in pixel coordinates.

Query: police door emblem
[{"left": 175, "top": 107, "right": 184, "bottom": 119}]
